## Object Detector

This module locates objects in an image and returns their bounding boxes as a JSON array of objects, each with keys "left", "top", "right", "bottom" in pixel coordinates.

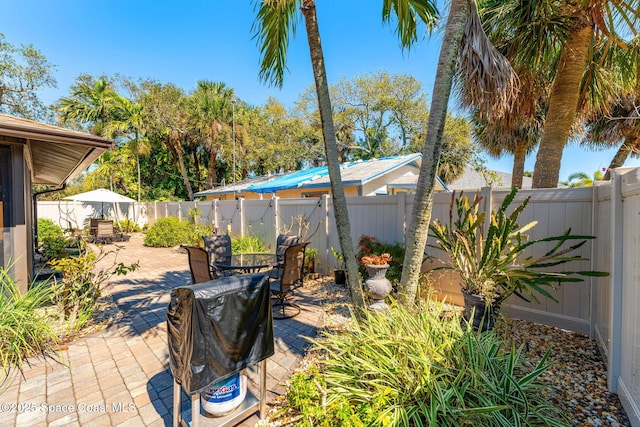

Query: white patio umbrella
[{"left": 63, "top": 188, "right": 135, "bottom": 219}]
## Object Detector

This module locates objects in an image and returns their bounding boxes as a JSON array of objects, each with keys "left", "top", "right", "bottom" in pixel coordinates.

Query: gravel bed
[{"left": 269, "top": 278, "right": 631, "bottom": 426}]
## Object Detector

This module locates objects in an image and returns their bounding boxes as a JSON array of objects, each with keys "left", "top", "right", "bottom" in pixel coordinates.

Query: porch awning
[{"left": 0, "top": 114, "right": 112, "bottom": 185}]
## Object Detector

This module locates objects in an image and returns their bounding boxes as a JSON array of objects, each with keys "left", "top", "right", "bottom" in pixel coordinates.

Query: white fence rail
[{"left": 37, "top": 171, "right": 640, "bottom": 425}]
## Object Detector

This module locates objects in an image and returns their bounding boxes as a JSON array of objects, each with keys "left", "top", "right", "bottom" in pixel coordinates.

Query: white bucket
[{"left": 200, "top": 373, "right": 247, "bottom": 416}]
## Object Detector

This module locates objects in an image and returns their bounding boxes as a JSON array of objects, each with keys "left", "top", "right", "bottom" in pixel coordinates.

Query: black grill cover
[{"left": 167, "top": 273, "right": 274, "bottom": 394}]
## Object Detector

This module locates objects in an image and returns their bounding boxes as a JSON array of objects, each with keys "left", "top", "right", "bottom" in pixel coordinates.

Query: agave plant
[{"left": 428, "top": 187, "right": 607, "bottom": 305}]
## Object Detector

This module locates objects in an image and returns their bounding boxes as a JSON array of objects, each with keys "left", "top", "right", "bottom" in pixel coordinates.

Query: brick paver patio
[{"left": 0, "top": 235, "right": 323, "bottom": 426}]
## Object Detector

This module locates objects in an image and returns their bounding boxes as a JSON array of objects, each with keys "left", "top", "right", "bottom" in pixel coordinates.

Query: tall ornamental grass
[
  {"left": 231, "top": 234, "right": 268, "bottom": 254},
  {"left": 282, "top": 301, "right": 569, "bottom": 426},
  {"left": 0, "top": 267, "right": 58, "bottom": 389}
]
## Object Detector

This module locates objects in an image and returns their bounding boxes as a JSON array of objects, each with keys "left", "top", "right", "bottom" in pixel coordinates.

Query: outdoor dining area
[
  {"left": 182, "top": 233, "right": 306, "bottom": 319},
  {"left": 171, "top": 233, "right": 310, "bottom": 425}
]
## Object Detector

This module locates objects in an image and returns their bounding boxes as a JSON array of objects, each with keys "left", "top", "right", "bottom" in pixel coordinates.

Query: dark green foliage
[
  {"left": 357, "top": 235, "right": 405, "bottom": 284},
  {"left": 280, "top": 302, "right": 569, "bottom": 426}
]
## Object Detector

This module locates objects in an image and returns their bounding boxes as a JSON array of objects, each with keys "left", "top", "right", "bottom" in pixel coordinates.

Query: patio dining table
[{"left": 214, "top": 253, "right": 277, "bottom": 274}]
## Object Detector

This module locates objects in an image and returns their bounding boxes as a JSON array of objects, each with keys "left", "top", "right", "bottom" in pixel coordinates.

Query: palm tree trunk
[
  {"left": 207, "top": 148, "right": 218, "bottom": 188},
  {"left": 172, "top": 137, "right": 194, "bottom": 200},
  {"left": 398, "top": 0, "right": 470, "bottom": 307},
  {"left": 512, "top": 137, "right": 526, "bottom": 188},
  {"left": 532, "top": 21, "right": 593, "bottom": 188},
  {"left": 300, "top": 0, "right": 365, "bottom": 309},
  {"left": 603, "top": 135, "right": 638, "bottom": 180},
  {"left": 134, "top": 131, "right": 141, "bottom": 225}
]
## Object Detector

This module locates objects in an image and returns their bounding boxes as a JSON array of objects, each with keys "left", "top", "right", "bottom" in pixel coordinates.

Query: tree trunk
[
  {"left": 532, "top": 21, "right": 593, "bottom": 188},
  {"left": 301, "top": 0, "right": 365, "bottom": 309},
  {"left": 172, "top": 137, "right": 194, "bottom": 200},
  {"left": 512, "top": 137, "right": 526, "bottom": 188},
  {"left": 207, "top": 147, "right": 218, "bottom": 189},
  {"left": 604, "top": 135, "right": 639, "bottom": 180},
  {"left": 398, "top": 0, "right": 469, "bottom": 307}
]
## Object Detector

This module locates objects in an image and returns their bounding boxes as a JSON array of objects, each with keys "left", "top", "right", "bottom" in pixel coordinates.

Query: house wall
[
  {"left": 360, "top": 164, "right": 423, "bottom": 196},
  {"left": 0, "top": 141, "right": 31, "bottom": 293}
]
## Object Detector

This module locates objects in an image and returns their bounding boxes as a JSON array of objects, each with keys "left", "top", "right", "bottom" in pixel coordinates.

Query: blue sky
[{"left": 4, "top": 0, "right": 637, "bottom": 182}]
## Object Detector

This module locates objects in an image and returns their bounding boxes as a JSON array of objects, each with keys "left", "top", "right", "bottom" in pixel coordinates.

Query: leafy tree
[
  {"left": 139, "top": 81, "right": 195, "bottom": 199},
  {"left": 298, "top": 74, "right": 475, "bottom": 184},
  {"left": 253, "top": 0, "right": 438, "bottom": 310},
  {"left": 0, "top": 33, "right": 56, "bottom": 120},
  {"left": 331, "top": 71, "right": 428, "bottom": 158},
  {"left": 244, "top": 97, "right": 310, "bottom": 175}
]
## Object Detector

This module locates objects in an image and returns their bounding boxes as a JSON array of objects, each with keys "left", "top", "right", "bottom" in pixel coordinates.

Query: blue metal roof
[{"left": 246, "top": 165, "right": 329, "bottom": 194}]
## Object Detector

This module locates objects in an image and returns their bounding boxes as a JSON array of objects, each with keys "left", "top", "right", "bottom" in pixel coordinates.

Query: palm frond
[
  {"left": 382, "top": 0, "right": 439, "bottom": 48},
  {"left": 251, "top": 0, "right": 300, "bottom": 88},
  {"left": 457, "top": 0, "right": 519, "bottom": 117}
]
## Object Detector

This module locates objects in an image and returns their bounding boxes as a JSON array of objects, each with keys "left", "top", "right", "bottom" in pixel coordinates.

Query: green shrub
[
  {"left": 357, "top": 235, "right": 405, "bottom": 284},
  {"left": 0, "top": 266, "right": 58, "bottom": 387},
  {"left": 231, "top": 234, "right": 268, "bottom": 254},
  {"left": 38, "top": 218, "right": 64, "bottom": 242},
  {"left": 143, "top": 217, "right": 194, "bottom": 247},
  {"left": 38, "top": 218, "right": 72, "bottom": 260},
  {"left": 280, "top": 301, "right": 569, "bottom": 426},
  {"left": 49, "top": 243, "right": 138, "bottom": 331},
  {"left": 191, "top": 224, "right": 215, "bottom": 246}
]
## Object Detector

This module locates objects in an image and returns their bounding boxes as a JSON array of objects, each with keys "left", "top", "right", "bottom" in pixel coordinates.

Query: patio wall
[{"left": 36, "top": 173, "right": 640, "bottom": 425}]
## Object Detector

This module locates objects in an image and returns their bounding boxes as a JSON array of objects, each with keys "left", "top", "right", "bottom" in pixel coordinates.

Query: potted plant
[
  {"left": 331, "top": 247, "right": 346, "bottom": 285},
  {"left": 360, "top": 253, "right": 393, "bottom": 310},
  {"left": 304, "top": 247, "right": 319, "bottom": 279},
  {"left": 428, "top": 188, "right": 606, "bottom": 331}
]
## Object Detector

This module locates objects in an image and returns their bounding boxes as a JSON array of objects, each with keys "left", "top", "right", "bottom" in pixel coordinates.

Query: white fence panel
[
  {"left": 593, "top": 183, "right": 613, "bottom": 363},
  {"left": 503, "top": 188, "right": 593, "bottom": 333},
  {"left": 425, "top": 188, "right": 595, "bottom": 334},
  {"left": 38, "top": 201, "right": 139, "bottom": 230},
  {"left": 619, "top": 171, "right": 640, "bottom": 426},
  {"left": 243, "top": 199, "right": 277, "bottom": 249}
]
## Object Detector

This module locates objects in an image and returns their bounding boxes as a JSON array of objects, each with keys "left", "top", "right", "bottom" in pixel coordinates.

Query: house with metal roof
[
  {"left": 194, "top": 153, "right": 448, "bottom": 200},
  {"left": 0, "top": 114, "right": 112, "bottom": 292}
]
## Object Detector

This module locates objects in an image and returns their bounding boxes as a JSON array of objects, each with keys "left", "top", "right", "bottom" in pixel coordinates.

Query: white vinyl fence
[{"left": 37, "top": 169, "right": 640, "bottom": 425}]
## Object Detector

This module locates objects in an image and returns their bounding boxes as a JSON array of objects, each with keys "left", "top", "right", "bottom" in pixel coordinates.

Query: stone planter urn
[{"left": 364, "top": 264, "right": 392, "bottom": 311}]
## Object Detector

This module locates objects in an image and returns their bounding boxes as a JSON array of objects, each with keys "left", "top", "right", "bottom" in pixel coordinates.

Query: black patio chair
[
  {"left": 269, "top": 242, "right": 308, "bottom": 319},
  {"left": 183, "top": 245, "right": 218, "bottom": 284},
  {"left": 203, "top": 234, "right": 235, "bottom": 276}
]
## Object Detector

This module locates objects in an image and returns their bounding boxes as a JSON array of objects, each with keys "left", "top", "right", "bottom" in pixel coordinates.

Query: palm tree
[
  {"left": 253, "top": 0, "right": 438, "bottom": 309},
  {"left": 560, "top": 170, "right": 604, "bottom": 187},
  {"left": 187, "top": 81, "right": 237, "bottom": 189},
  {"left": 399, "top": 0, "right": 517, "bottom": 305},
  {"left": 57, "top": 76, "right": 119, "bottom": 136},
  {"left": 584, "top": 93, "right": 640, "bottom": 180},
  {"left": 103, "top": 95, "right": 150, "bottom": 215},
  {"left": 527, "top": 1, "right": 640, "bottom": 187}
]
